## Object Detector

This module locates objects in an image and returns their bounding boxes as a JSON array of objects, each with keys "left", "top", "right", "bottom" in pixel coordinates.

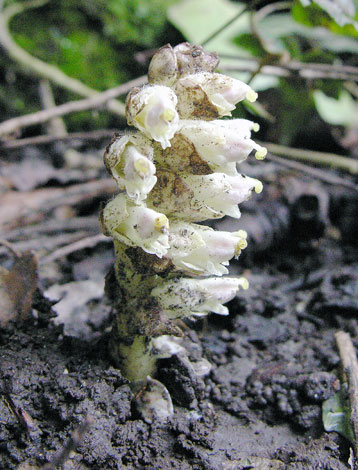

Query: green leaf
[
  {"left": 294, "top": 1, "right": 358, "bottom": 36},
  {"left": 322, "top": 387, "right": 355, "bottom": 444},
  {"left": 314, "top": 89, "right": 358, "bottom": 127},
  {"left": 298, "top": 0, "right": 358, "bottom": 29},
  {"left": 167, "top": 0, "right": 249, "bottom": 56},
  {"left": 261, "top": 12, "right": 358, "bottom": 51}
]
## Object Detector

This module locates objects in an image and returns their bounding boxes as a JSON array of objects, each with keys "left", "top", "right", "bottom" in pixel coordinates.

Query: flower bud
[
  {"left": 175, "top": 72, "right": 258, "bottom": 119},
  {"left": 102, "top": 194, "right": 169, "bottom": 257},
  {"left": 167, "top": 222, "right": 248, "bottom": 276},
  {"left": 126, "top": 85, "right": 179, "bottom": 149},
  {"left": 104, "top": 135, "right": 157, "bottom": 203},
  {"left": 148, "top": 44, "right": 178, "bottom": 86},
  {"left": 151, "top": 277, "right": 249, "bottom": 318},
  {"left": 173, "top": 42, "right": 219, "bottom": 76},
  {"left": 179, "top": 119, "right": 266, "bottom": 173}
]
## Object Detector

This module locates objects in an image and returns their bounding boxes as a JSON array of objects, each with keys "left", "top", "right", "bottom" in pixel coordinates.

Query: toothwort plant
[{"left": 101, "top": 43, "right": 266, "bottom": 384}]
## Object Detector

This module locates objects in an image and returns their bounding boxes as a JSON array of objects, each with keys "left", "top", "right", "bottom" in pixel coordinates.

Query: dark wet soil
[{"left": 1, "top": 207, "right": 358, "bottom": 469}]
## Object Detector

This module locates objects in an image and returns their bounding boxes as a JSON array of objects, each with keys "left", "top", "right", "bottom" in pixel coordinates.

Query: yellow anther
[
  {"left": 134, "top": 158, "right": 150, "bottom": 176},
  {"left": 246, "top": 89, "right": 258, "bottom": 103},
  {"left": 255, "top": 147, "right": 267, "bottom": 160},
  {"left": 254, "top": 180, "right": 263, "bottom": 194},
  {"left": 238, "top": 239, "right": 248, "bottom": 250},
  {"left": 238, "top": 277, "right": 249, "bottom": 290},
  {"left": 161, "top": 108, "right": 176, "bottom": 122},
  {"left": 235, "top": 239, "right": 248, "bottom": 255},
  {"left": 237, "top": 229, "right": 247, "bottom": 239},
  {"left": 154, "top": 214, "right": 169, "bottom": 232},
  {"left": 252, "top": 123, "right": 260, "bottom": 132}
]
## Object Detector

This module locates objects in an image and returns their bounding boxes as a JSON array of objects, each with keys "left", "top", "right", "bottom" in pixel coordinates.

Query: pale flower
[
  {"left": 126, "top": 85, "right": 179, "bottom": 149},
  {"left": 102, "top": 194, "right": 169, "bottom": 257},
  {"left": 123, "top": 146, "right": 157, "bottom": 203},
  {"left": 179, "top": 119, "right": 266, "bottom": 173},
  {"left": 151, "top": 277, "right": 249, "bottom": 318},
  {"left": 175, "top": 72, "right": 258, "bottom": 118},
  {"left": 181, "top": 173, "right": 263, "bottom": 219},
  {"left": 167, "top": 222, "right": 248, "bottom": 276},
  {"left": 104, "top": 136, "right": 157, "bottom": 203}
]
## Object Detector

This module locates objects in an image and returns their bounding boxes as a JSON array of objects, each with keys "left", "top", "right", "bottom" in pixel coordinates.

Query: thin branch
[
  {"left": 220, "top": 56, "right": 358, "bottom": 81},
  {"left": 0, "top": 75, "right": 145, "bottom": 138},
  {"left": 0, "top": 0, "right": 127, "bottom": 122},
  {"left": 40, "top": 233, "right": 110, "bottom": 264},
  {"left": 0, "top": 129, "right": 120, "bottom": 148},
  {"left": 0, "top": 232, "right": 90, "bottom": 258},
  {"left": 1, "top": 216, "right": 100, "bottom": 241},
  {"left": 218, "top": 52, "right": 358, "bottom": 82},
  {"left": 0, "top": 178, "right": 117, "bottom": 229},
  {"left": 38, "top": 79, "right": 67, "bottom": 137},
  {"left": 335, "top": 331, "right": 358, "bottom": 459},
  {"left": 266, "top": 152, "right": 358, "bottom": 192},
  {"left": 262, "top": 141, "right": 358, "bottom": 175}
]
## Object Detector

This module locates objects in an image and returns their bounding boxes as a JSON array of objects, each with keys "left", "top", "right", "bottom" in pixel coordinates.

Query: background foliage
[{"left": 0, "top": 0, "right": 357, "bottom": 150}]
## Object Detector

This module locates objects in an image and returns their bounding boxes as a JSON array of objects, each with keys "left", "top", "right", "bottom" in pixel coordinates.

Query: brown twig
[
  {"left": 263, "top": 141, "right": 358, "bottom": 175},
  {"left": 0, "top": 75, "right": 145, "bottom": 138},
  {"left": 1, "top": 129, "right": 120, "bottom": 149},
  {"left": 40, "top": 233, "right": 109, "bottom": 264},
  {"left": 220, "top": 62, "right": 358, "bottom": 81},
  {"left": 335, "top": 331, "right": 358, "bottom": 459},
  {"left": 2, "top": 216, "right": 100, "bottom": 241},
  {"left": 38, "top": 79, "right": 67, "bottom": 137},
  {"left": 265, "top": 152, "right": 358, "bottom": 192},
  {"left": 0, "top": 232, "right": 90, "bottom": 258},
  {"left": 0, "top": 178, "right": 117, "bottom": 229},
  {"left": 219, "top": 51, "right": 358, "bottom": 82}
]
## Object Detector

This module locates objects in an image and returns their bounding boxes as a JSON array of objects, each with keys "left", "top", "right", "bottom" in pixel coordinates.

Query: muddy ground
[{"left": 1, "top": 147, "right": 358, "bottom": 469}]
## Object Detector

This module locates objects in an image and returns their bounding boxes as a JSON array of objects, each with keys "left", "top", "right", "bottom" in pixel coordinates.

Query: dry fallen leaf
[
  {"left": 0, "top": 249, "right": 39, "bottom": 327},
  {"left": 45, "top": 279, "right": 105, "bottom": 337}
]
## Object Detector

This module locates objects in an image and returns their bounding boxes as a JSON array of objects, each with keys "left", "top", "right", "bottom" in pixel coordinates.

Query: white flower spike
[{"left": 102, "top": 43, "right": 264, "bottom": 387}]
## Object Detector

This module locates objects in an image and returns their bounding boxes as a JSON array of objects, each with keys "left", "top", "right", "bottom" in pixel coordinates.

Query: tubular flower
[
  {"left": 104, "top": 135, "right": 156, "bottom": 203},
  {"left": 146, "top": 171, "right": 262, "bottom": 220},
  {"left": 167, "top": 222, "right": 247, "bottom": 276},
  {"left": 178, "top": 119, "right": 267, "bottom": 173},
  {"left": 175, "top": 72, "right": 258, "bottom": 119},
  {"left": 179, "top": 173, "right": 263, "bottom": 219},
  {"left": 151, "top": 277, "right": 249, "bottom": 319},
  {"left": 122, "top": 146, "right": 157, "bottom": 203},
  {"left": 102, "top": 194, "right": 169, "bottom": 257},
  {"left": 126, "top": 85, "right": 179, "bottom": 149}
]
